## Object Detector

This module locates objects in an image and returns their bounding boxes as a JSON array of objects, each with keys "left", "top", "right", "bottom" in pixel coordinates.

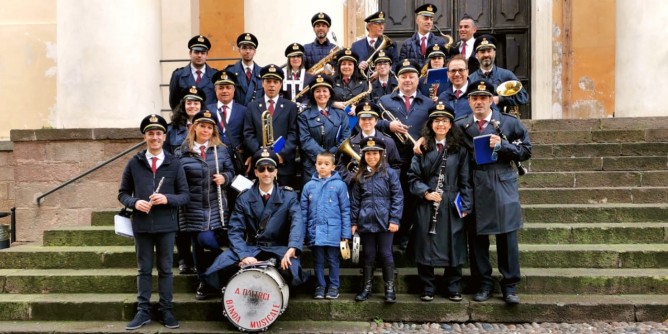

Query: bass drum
[{"left": 222, "top": 263, "right": 289, "bottom": 332}]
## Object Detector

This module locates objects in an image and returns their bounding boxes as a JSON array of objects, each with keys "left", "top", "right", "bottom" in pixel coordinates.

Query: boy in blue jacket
[
  {"left": 118, "top": 114, "right": 190, "bottom": 330},
  {"left": 300, "top": 152, "right": 351, "bottom": 299}
]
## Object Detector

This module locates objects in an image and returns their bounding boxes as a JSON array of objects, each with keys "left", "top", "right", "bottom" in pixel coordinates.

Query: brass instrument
[
  {"left": 341, "top": 82, "right": 373, "bottom": 109},
  {"left": 378, "top": 102, "right": 418, "bottom": 146},
  {"left": 364, "top": 35, "right": 394, "bottom": 79},
  {"left": 307, "top": 47, "right": 340, "bottom": 75},
  {"left": 261, "top": 110, "right": 274, "bottom": 148},
  {"left": 496, "top": 80, "right": 523, "bottom": 118},
  {"left": 433, "top": 24, "right": 454, "bottom": 49},
  {"left": 292, "top": 85, "right": 310, "bottom": 102},
  {"left": 336, "top": 138, "right": 361, "bottom": 171}
]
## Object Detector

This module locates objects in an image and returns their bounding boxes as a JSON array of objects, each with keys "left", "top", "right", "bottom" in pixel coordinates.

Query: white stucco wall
[{"left": 615, "top": 0, "right": 668, "bottom": 117}]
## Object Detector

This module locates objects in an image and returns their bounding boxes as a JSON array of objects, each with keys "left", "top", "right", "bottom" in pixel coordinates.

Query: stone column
[
  {"left": 56, "top": 0, "right": 162, "bottom": 128},
  {"left": 531, "top": 0, "right": 553, "bottom": 119}
]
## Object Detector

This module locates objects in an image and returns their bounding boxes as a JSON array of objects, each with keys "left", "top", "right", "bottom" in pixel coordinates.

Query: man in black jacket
[{"left": 118, "top": 114, "right": 190, "bottom": 330}]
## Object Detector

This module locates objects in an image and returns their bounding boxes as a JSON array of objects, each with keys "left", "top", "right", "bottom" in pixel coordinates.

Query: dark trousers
[
  {"left": 134, "top": 232, "right": 175, "bottom": 313},
  {"left": 361, "top": 232, "right": 395, "bottom": 266},
  {"left": 468, "top": 229, "right": 520, "bottom": 294},
  {"left": 417, "top": 264, "right": 462, "bottom": 295},
  {"left": 396, "top": 164, "right": 415, "bottom": 247},
  {"left": 190, "top": 232, "right": 223, "bottom": 282},
  {"left": 312, "top": 246, "right": 340, "bottom": 288},
  {"left": 175, "top": 232, "right": 193, "bottom": 268}
]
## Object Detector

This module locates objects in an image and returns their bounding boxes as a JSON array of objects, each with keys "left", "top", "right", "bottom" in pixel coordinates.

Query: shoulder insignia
[{"left": 282, "top": 186, "right": 294, "bottom": 192}]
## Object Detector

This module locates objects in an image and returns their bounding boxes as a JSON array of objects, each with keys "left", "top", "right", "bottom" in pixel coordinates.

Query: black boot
[
  {"left": 382, "top": 264, "right": 396, "bottom": 303},
  {"left": 355, "top": 265, "right": 374, "bottom": 302}
]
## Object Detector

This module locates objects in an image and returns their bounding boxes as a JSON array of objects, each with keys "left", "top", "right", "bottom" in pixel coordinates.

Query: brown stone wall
[
  {"left": 11, "top": 128, "right": 142, "bottom": 243},
  {"left": 0, "top": 142, "right": 15, "bottom": 221}
]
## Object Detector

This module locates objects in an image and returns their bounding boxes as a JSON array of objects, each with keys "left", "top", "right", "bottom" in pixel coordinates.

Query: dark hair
[
  {"left": 420, "top": 117, "right": 463, "bottom": 152},
  {"left": 334, "top": 60, "right": 367, "bottom": 82},
  {"left": 353, "top": 150, "right": 387, "bottom": 184},
  {"left": 316, "top": 151, "right": 335, "bottom": 164},
  {"left": 170, "top": 99, "right": 199, "bottom": 126},
  {"left": 447, "top": 54, "right": 468, "bottom": 68},
  {"left": 307, "top": 85, "right": 334, "bottom": 106},
  {"left": 460, "top": 13, "right": 477, "bottom": 28}
]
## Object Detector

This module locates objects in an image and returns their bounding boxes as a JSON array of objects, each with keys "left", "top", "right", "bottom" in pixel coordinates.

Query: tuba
[
  {"left": 261, "top": 110, "right": 274, "bottom": 148},
  {"left": 336, "top": 138, "right": 361, "bottom": 171}
]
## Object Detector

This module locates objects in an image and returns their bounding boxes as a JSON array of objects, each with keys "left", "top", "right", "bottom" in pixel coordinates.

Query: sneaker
[
  {"left": 447, "top": 293, "right": 463, "bottom": 302},
  {"left": 126, "top": 311, "right": 151, "bottom": 330},
  {"left": 325, "top": 287, "right": 339, "bottom": 299},
  {"left": 313, "top": 286, "right": 325, "bottom": 299},
  {"left": 420, "top": 293, "right": 434, "bottom": 302},
  {"left": 160, "top": 310, "right": 180, "bottom": 329}
]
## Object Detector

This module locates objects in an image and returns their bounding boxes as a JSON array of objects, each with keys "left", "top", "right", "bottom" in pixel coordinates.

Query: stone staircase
[{"left": 0, "top": 118, "right": 666, "bottom": 332}]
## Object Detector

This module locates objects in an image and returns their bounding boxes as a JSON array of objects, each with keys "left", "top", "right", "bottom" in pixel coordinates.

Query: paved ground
[{"left": 368, "top": 321, "right": 668, "bottom": 334}]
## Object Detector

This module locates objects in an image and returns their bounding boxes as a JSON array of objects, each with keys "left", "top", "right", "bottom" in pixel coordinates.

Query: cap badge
[
  {"left": 379, "top": 12, "right": 384, "bottom": 18},
  {"left": 318, "top": 13, "right": 324, "bottom": 18},
  {"left": 345, "top": 49, "right": 352, "bottom": 55},
  {"left": 316, "top": 76, "right": 324, "bottom": 83},
  {"left": 481, "top": 38, "right": 489, "bottom": 46},
  {"left": 427, "top": 5, "right": 434, "bottom": 12},
  {"left": 434, "top": 44, "right": 440, "bottom": 50},
  {"left": 261, "top": 149, "right": 270, "bottom": 157},
  {"left": 436, "top": 102, "right": 445, "bottom": 110},
  {"left": 363, "top": 103, "right": 371, "bottom": 111},
  {"left": 367, "top": 139, "right": 376, "bottom": 148},
  {"left": 379, "top": 50, "right": 386, "bottom": 57},
  {"left": 402, "top": 59, "right": 410, "bottom": 66},
  {"left": 245, "top": 34, "right": 251, "bottom": 41},
  {"left": 203, "top": 111, "right": 212, "bottom": 118},
  {"left": 197, "top": 36, "right": 204, "bottom": 42},
  {"left": 269, "top": 66, "right": 276, "bottom": 73},
  {"left": 149, "top": 115, "right": 158, "bottom": 123},
  {"left": 189, "top": 86, "right": 197, "bottom": 94},
  {"left": 478, "top": 82, "right": 486, "bottom": 91},
  {"left": 221, "top": 73, "right": 228, "bottom": 80},
  {"left": 292, "top": 44, "right": 299, "bottom": 50}
]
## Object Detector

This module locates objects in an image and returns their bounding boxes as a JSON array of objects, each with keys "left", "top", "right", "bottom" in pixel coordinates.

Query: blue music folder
[
  {"left": 273, "top": 136, "right": 285, "bottom": 153},
  {"left": 426, "top": 68, "right": 448, "bottom": 85},
  {"left": 473, "top": 134, "right": 497, "bottom": 165},
  {"left": 454, "top": 192, "right": 464, "bottom": 218}
]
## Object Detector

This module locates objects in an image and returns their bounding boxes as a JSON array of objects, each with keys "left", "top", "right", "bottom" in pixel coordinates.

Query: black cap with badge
[
  {"left": 237, "top": 33, "right": 259, "bottom": 48},
  {"left": 188, "top": 35, "right": 211, "bottom": 52},
  {"left": 311, "top": 12, "right": 331, "bottom": 27},
  {"left": 140, "top": 114, "right": 168, "bottom": 134},
  {"left": 466, "top": 80, "right": 495, "bottom": 97},
  {"left": 253, "top": 148, "right": 279, "bottom": 167}
]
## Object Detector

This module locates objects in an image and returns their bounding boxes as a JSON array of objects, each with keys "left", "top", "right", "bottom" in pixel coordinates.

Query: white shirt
[
  {"left": 399, "top": 92, "right": 417, "bottom": 101},
  {"left": 460, "top": 38, "right": 475, "bottom": 59},
  {"left": 259, "top": 186, "right": 274, "bottom": 198},
  {"left": 191, "top": 65, "right": 205, "bottom": 80},
  {"left": 418, "top": 32, "right": 431, "bottom": 42},
  {"left": 361, "top": 130, "right": 377, "bottom": 138},
  {"left": 367, "top": 36, "right": 379, "bottom": 47},
  {"left": 193, "top": 141, "right": 209, "bottom": 154},
  {"left": 265, "top": 96, "right": 277, "bottom": 108},
  {"left": 475, "top": 112, "right": 493, "bottom": 130},
  {"left": 145, "top": 150, "right": 165, "bottom": 170},
  {"left": 453, "top": 81, "right": 469, "bottom": 95},
  {"left": 216, "top": 101, "right": 233, "bottom": 124}
]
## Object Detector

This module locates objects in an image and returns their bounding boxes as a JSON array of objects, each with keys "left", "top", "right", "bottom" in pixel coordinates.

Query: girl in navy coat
[{"left": 350, "top": 137, "right": 403, "bottom": 303}]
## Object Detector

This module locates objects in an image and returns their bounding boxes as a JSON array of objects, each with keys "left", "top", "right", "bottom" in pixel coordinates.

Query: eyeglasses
[
  {"left": 448, "top": 68, "right": 467, "bottom": 74},
  {"left": 256, "top": 165, "right": 276, "bottom": 173}
]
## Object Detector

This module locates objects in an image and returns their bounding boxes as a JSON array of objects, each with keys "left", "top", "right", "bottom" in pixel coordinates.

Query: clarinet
[
  {"left": 490, "top": 120, "right": 528, "bottom": 176},
  {"left": 428, "top": 148, "right": 448, "bottom": 235},
  {"left": 213, "top": 146, "right": 226, "bottom": 228}
]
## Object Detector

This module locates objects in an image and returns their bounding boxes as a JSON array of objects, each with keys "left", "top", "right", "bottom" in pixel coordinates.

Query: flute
[
  {"left": 213, "top": 146, "right": 226, "bottom": 228},
  {"left": 146, "top": 176, "right": 165, "bottom": 214}
]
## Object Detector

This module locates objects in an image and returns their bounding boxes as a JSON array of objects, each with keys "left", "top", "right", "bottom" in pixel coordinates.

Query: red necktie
[
  {"left": 246, "top": 68, "right": 252, "bottom": 81},
  {"left": 321, "top": 109, "right": 329, "bottom": 117},
  {"left": 268, "top": 99, "right": 275, "bottom": 116},
  {"left": 369, "top": 39, "right": 376, "bottom": 48},
  {"left": 461, "top": 42, "right": 467, "bottom": 57},
  {"left": 343, "top": 77, "right": 350, "bottom": 86},
  {"left": 455, "top": 90, "right": 462, "bottom": 99},
  {"left": 404, "top": 95, "right": 412, "bottom": 113},
  {"left": 200, "top": 146, "right": 206, "bottom": 159},
  {"left": 219, "top": 106, "right": 227, "bottom": 132},
  {"left": 150, "top": 157, "right": 158, "bottom": 174},
  {"left": 195, "top": 70, "right": 202, "bottom": 84},
  {"left": 293, "top": 72, "right": 298, "bottom": 80},
  {"left": 437, "top": 143, "right": 444, "bottom": 153},
  {"left": 382, "top": 82, "right": 387, "bottom": 88},
  {"left": 420, "top": 36, "right": 427, "bottom": 56},
  {"left": 262, "top": 193, "right": 270, "bottom": 204},
  {"left": 477, "top": 120, "right": 487, "bottom": 132}
]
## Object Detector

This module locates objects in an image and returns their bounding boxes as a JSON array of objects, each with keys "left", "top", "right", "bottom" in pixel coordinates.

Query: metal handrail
[
  {"left": 36, "top": 141, "right": 145, "bottom": 205},
  {"left": 160, "top": 57, "right": 240, "bottom": 63}
]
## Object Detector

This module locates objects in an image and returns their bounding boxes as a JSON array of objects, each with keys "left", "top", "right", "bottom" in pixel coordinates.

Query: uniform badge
[
  {"left": 149, "top": 115, "right": 158, "bottom": 123},
  {"left": 292, "top": 44, "right": 299, "bottom": 50},
  {"left": 427, "top": 5, "right": 433, "bottom": 12},
  {"left": 316, "top": 76, "right": 324, "bottom": 83},
  {"left": 481, "top": 38, "right": 489, "bottom": 46},
  {"left": 379, "top": 12, "right": 384, "bottom": 19},
  {"left": 402, "top": 59, "right": 410, "bottom": 67},
  {"left": 345, "top": 49, "right": 352, "bottom": 55},
  {"left": 367, "top": 139, "right": 375, "bottom": 148},
  {"left": 362, "top": 103, "right": 371, "bottom": 111},
  {"left": 261, "top": 149, "right": 270, "bottom": 157},
  {"left": 269, "top": 66, "right": 276, "bottom": 73},
  {"left": 318, "top": 13, "right": 324, "bottom": 18},
  {"left": 436, "top": 102, "right": 445, "bottom": 110},
  {"left": 434, "top": 44, "right": 440, "bottom": 50},
  {"left": 245, "top": 34, "right": 251, "bottom": 41},
  {"left": 203, "top": 111, "right": 212, "bottom": 118},
  {"left": 477, "top": 82, "right": 486, "bottom": 91},
  {"left": 189, "top": 86, "right": 197, "bottom": 94},
  {"left": 197, "top": 36, "right": 204, "bottom": 42}
]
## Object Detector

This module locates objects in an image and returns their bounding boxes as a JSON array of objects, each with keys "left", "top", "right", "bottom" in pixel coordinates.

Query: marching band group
[{"left": 118, "top": 3, "right": 532, "bottom": 331}]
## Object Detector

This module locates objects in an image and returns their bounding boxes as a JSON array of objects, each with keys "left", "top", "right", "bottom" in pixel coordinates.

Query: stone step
[
  {"left": 519, "top": 187, "right": 668, "bottom": 204},
  {"left": 528, "top": 156, "right": 668, "bottom": 172},
  {"left": 519, "top": 171, "right": 668, "bottom": 188},
  {"left": 2, "top": 244, "right": 667, "bottom": 269},
  {"left": 0, "top": 293, "right": 664, "bottom": 323},
  {"left": 1, "top": 268, "right": 666, "bottom": 295},
  {"left": 522, "top": 204, "right": 668, "bottom": 223},
  {"left": 42, "top": 222, "right": 668, "bottom": 247},
  {"left": 530, "top": 129, "right": 668, "bottom": 145},
  {"left": 532, "top": 142, "right": 668, "bottom": 158},
  {"left": 526, "top": 117, "right": 668, "bottom": 132}
]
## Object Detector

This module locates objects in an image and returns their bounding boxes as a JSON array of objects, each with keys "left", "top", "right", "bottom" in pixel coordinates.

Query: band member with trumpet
[
  {"left": 370, "top": 51, "right": 398, "bottom": 104},
  {"left": 377, "top": 59, "right": 434, "bottom": 250},
  {"left": 351, "top": 11, "right": 398, "bottom": 75},
  {"left": 468, "top": 35, "right": 528, "bottom": 113},
  {"left": 282, "top": 43, "right": 313, "bottom": 104},
  {"left": 230, "top": 33, "right": 263, "bottom": 106},
  {"left": 350, "top": 137, "right": 403, "bottom": 303},
  {"left": 418, "top": 43, "right": 449, "bottom": 100},
  {"left": 399, "top": 4, "right": 447, "bottom": 70},
  {"left": 119, "top": 114, "right": 190, "bottom": 330},
  {"left": 407, "top": 102, "right": 472, "bottom": 302},
  {"left": 204, "top": 148, "right": 309, "bottom": 290},
  {"left": 298, "top": 74, "right": 350, "bottom": 182},
  {"left": 176, "top": 110, "right": 235, "bottom": 301},
  {"left": 304, "top": 12, "right": 337, "bottom": 70},
  {"left": 332, "top": 48, "right": 370, "bottom": 118},
  {"left": 336, "top": 102, "right": 401, "bottom": 186},
  {"left": 455, "top": 80, "right": 531, "bottom": 305},
  {"left": 168, "top": 35, "right": 218, "bottom": 110},
  {"left": 437, "top": 55, "right": 473, "bottom": 118},
  {"left": 243, "top": 64, "right": 300, "bottom": 188}
]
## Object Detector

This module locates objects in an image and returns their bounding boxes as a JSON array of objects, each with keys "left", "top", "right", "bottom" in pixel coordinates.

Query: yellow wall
[{"left": 200, "top": 0, "right": 245, "bottom": 70}]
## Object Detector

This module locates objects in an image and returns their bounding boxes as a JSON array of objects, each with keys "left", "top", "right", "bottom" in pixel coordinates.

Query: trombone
[{"left": 378, "top": 102, "right": 417, "bottom": 146}]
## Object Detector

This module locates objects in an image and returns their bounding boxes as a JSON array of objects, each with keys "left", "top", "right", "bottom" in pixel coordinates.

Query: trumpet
[
  {"left": 337, "top": 138, "right": 361, "bottom": 171},
  {"left": 496, "top": 80, "right": 523, "bottom": 118},
  {"left": 261, "top": 110, "right": 274, "bottom": 148},
  {"left": 378, "top": 102, "right": 418, "bottom": 145}
]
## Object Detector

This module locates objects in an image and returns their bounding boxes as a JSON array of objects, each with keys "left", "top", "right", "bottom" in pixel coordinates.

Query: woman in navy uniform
[
  {"left": 282, "top": 43, "right": 313, "bottom": 105},
  {"left": 203, "top": 148, "right": 309, "bottom": 289},
  {"left": 331, "top": 48, "right": 369, "bottom": 120},
  {"left": 298, "top": 74, "right": 350, "bottom": 182},
  {"left": 369, "top": 51, "right": 398, "bottom": 104},
  {"left": 418, "top": 43, "right": 449, "bottom": 100},
  {"left": 407, "top": 101, "right": 472, "bottom": 302}
]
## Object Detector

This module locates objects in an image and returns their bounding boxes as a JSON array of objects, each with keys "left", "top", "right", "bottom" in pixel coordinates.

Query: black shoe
[
  {"left": 420, "top": 293, "right": 434, "bottom": 302},
  {"left": 160, "top": 310, "right": 180, "bottom": 329},
  {"left": 447, "top": 293, "right": 463, "bottom": 302},
  {"left": 196, "top": 282, "right": 217, "bottom": 300},
  {"left": 126, "top": 311, "right": 151, "bottom": 330},
  {"left": 473, "top": 289, "right": 492, "bottom": 302},
  {"left": 504, "top": 293, "right": 520, "bottom": 305},
  {"left": 179, "top": 264, "right": 194, "bottom": 275}
]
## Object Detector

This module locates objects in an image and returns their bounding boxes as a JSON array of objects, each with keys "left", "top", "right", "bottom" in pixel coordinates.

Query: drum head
[{"left": 222, "top": 267, "right": 287, "bottom": 332}]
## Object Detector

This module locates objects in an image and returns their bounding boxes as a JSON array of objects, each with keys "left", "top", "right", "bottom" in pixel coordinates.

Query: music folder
[
  {"left": 426, "top": 68, "right": 448, "bottom": 85},
  {"left": 473, "top": 134, "right": 497, "bottom": 165},
  {"left": 272, "top": 136, "right": 285, "bottom": 153},
  {"left": 454, "top": 192, "right": 464, "bottom": 218},
  {"left": 230, "top": 175, "right": 254, "bottom": 193}
]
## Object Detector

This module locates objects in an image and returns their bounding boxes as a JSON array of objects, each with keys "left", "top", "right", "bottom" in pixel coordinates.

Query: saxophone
[
  {"left": 341, "top": 82, "right": 373, "bottom": 109},
  {"left": 307, "top": 47, "right": 340, "bottom": 75}
]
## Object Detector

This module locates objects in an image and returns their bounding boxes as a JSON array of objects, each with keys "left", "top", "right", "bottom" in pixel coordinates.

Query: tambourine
[
  {"left": 351, "top": 232, "right": 360, "bottom": 264},
  {"left": 340, "top": 240, "right": 351, "bottom": 260}
]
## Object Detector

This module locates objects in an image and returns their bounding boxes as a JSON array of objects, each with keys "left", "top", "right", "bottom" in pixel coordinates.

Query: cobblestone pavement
[{"left": 367, "top": 321, "right": 668, "bottom": 333}]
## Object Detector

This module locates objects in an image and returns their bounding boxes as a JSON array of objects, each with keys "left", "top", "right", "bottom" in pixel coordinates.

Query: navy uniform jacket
[
  {"left": 399, "top": 33, "right": 446, "bottom": 70},
  {"left": 469, "top": 65, "right": 529, "bottom": 111},
  {"left": 332, "top": 77, "right": 369, "bottom": 103},
  {"left": 297, "top": 105, "right": 350, "bottom": 179},
  {"left": 304, "top": 38, "right": 336, "bottom": 70},
  {"left": 350, "top": 37, "right": 399, "bottom": 68},
  {"left": 206, "top": 102, "right": 247, "bottom": 153},
  {"left": 243, "top": 97, "right": 299, "bottom": 176},
  {"left": 418, "top": 75, "right": 448, "bottom": 98},
  {"left": 168, "top": 63, "right": 218, "bottom": 109},
  {"left": 336, "top": 131, "right": 402, "bottom": 186},
  {"left": 437, "top": 81, "right": 473, "bottom": 119},
  {"left": 370, "top": 75, "right": 398, "bottom": 104},
  {"left": 455, "top": 109, "right": 531, "bottom": 235},
  {"left": 204, "top": 183, "right": 307, "bottom": 287},
  {"left": 229, "top": 61, "right": 263, "bottom": 106},
  {"left": 377, "top": 91, "right": 435, "bottom": 167}
]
